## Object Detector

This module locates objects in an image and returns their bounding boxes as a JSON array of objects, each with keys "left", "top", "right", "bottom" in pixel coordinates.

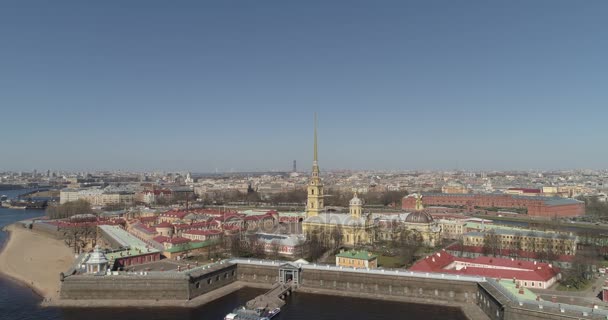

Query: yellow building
[
  {"left": 302, "top": 118, "right": 374, "bottom": 247},
  {"left": 463, "top": 229, "right": 577, "bottom": 256},
  {"left": 336, "top": 250, "right": 378, "bottom": 269},
  {"left": 441, "top": 182, "right": 469, "bottom": 194}
]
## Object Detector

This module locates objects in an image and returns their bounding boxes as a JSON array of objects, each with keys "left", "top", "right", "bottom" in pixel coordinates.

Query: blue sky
[{"left": 1, "top": 1, "right": 607, "bottom": 172}]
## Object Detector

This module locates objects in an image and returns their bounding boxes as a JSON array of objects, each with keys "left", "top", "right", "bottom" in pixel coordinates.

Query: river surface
[{"left": 1, "top": 189, "right": 466, "bottom": 320}]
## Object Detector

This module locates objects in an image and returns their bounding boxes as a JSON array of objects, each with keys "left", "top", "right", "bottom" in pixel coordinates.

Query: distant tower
[
  {"left": 293, "top": 160, "right": 297, "bottom": 173},
  {"left": 349, "top": 192, "right": 363, "bottom": 219},
  {"left": 306, "top": 114, "right": 324, "bottom": 218}
]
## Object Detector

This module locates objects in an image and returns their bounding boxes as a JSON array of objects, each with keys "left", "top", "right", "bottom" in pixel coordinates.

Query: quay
[
  {"left": 245, "top": 281, "right": 295, "bottom": 311},
  {"left": 54, "top": 255, "right": 608, "bottom": 320}
]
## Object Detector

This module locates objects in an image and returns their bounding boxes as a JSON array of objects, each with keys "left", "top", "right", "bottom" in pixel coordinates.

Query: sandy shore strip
[{"left": 0, "top": 224, "right": 75, "bottom": 302}]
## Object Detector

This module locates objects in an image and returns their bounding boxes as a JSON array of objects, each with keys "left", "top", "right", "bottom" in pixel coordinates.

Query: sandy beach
[{"left": 0, "top": 224, "right": 74, "bottom": 302}]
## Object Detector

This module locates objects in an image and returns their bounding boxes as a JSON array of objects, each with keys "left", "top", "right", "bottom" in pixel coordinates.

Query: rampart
[
  {"left": 60, "top": 262, "right": 237, "bottom": 300},
  {"left": 58, "top": 258, "right": 608, "bottom": 320}
]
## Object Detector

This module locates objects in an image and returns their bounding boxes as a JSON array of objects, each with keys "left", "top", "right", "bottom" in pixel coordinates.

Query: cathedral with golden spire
[
  {"left": 306, "top": 114, "right": 323, "bottom": 218},
  {"left": 301, "top": 116, "right": 442, "bottom": 248},
  {"left": 302, "top": 115, "right": 375, "bottom": 247}
]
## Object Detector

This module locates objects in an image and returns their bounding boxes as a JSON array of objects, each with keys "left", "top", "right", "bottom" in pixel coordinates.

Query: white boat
[
  {"left": 265, "top": 308, "right": 280, "bottom": 319},
  {"left": 224, "top": 313, "right": 238, "bottom": 320},
  {"left": 224, "top": 306, "right": 281, "bottom": 320}
]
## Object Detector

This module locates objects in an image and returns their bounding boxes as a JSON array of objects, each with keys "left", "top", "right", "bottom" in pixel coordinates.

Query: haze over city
[{"left": 1, "top": 1, "right": 607, "bottom": 172}]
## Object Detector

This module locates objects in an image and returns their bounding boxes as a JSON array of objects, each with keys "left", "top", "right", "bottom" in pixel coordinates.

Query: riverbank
[{"left": 0, "top": 223, "right": 74, "bottom": 303}]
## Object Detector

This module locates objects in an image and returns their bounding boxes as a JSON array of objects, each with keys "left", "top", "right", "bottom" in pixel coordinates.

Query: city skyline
[{"left": 1, "top": 1, "right": 607, "bottom": 171}]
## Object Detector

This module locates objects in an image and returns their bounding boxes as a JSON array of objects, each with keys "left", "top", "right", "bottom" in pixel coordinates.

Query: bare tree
[
  {"left": 331, "top": 226, "right": 344, "bottom": 249},
  {"left": 270, "top": 239, "right": 281, "bottom": 259},
  {"left": 482, "top": 229, "right": 501, "bottom": 257}
]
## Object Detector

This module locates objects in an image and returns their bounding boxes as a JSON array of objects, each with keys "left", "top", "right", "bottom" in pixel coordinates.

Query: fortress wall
[{"left": 60, "top": 275, "right": 189, "bottom": 300}]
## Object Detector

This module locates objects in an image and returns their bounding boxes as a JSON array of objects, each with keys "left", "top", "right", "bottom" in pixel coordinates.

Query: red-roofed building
[
  {"left": 155, "top": 222, "right": 174, "bottom": 237},
  {"left": 506, "top": 188, "right": 542, "bottom": 196},
  {"left": 158, "top": 210, "right": 189, "bottom": 223},
  {"left": 152, "top": 236, "right": 192, "bottom": 249},
  {"left": 182, "top": 229, "right": 223, "bottom": 242},
  {"left": 410, "top": 250, "right": 561, "bottom": 289},
  {"left": 129, "top": 222, "right": 158, "bottom": 240},
  {"left": 173, "top": 221, "right": 221, "bottom": 236},
  {"left": 445, "top": 244, "right": 574, "bottom": 269}
]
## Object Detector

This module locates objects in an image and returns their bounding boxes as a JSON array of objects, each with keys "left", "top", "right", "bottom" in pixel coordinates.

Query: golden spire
[{"left": 313, "top": 112, "right": 318, "bottom": 164}]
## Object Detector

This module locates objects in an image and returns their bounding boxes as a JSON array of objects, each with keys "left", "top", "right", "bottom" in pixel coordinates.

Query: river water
[{"left": 0, "top": 189, "right": 466, "bottom": 320}]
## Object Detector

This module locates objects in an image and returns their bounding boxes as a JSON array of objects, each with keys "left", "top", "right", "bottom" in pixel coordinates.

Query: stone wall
[
  {"left": 301, "top": 268, "right": 478, "bottom": 304},
  {"left": 188, "top": 264, "right": 237, "bottom": 298},
  {"left": 60, "top": 274, "right": 190, "bottom": 300},
  {"left": 60, "top": 263, "right": 237, "bottom": 300},
  {"left": 236, "top": 262, "right": 478, "bottom": 304},
  {"left": 237, "top": 263, "right": 280, "bottom": 284}
]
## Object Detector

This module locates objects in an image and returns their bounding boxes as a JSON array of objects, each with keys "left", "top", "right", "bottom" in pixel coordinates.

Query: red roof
[
  {"left": 244, "top": 213, "right": 274, "bottom": 221},
  {"left": 152, "top": 235, "right": 170, "bottom": 243},
  {"left": 155, "top": 222, "right": 173, "bottom": 228},
  {"left": 183, "top": 229, "right": 222, "bottom": 236},
  {"left": 132, "top": 222, "right": 157, "bottom": 234},
  {"left": 173, "top": 221, "right": 218, "bottom": 231},
  {"left": 152, "top": 236, "right": 191, "bottom": 245},
  {"left": 410, "top": 250, "right": 560, "bottom": 282},
  {"left": 508, "top": 188, "right": 541, "bottom": 193},
  {"left": 139, "top": 216, "right": 157, "bottom": 223},
  {"left": 160, "top": 210, "right": 188, "bottom": 219},
  {"left": 213, "top": 214, "right": 243, "bottom": 222}
]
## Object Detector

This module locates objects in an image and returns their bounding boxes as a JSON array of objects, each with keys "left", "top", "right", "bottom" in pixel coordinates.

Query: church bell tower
[{"left": 306, "top": 114, "right": 324, "bottom": 218}]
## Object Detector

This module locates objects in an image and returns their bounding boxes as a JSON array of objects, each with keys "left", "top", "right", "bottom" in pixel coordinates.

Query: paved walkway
[{"left": 529, "top": 275, "right": 607, "bottom": 307}]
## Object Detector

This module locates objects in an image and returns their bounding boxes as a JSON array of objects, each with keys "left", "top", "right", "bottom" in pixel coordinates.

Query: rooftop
[
  {"left": 99, "top": 225, "right": 158, "bottom": 251},
  {"left": 336, "top": 250, "right": 377, "bottom": 261}
]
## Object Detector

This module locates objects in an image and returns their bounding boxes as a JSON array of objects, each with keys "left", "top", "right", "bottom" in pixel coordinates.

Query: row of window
[{"left": 195, "top": 270, "right": 236, "bottom": 288}]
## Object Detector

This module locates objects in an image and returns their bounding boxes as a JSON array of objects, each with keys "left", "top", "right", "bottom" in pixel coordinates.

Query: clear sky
[{"left": 1, "top": 1, "right": 607, "bottom": 172}]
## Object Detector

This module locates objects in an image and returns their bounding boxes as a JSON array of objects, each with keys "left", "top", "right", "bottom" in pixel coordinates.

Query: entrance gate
[{"left": 279, "top": 262, "right": 302, "bottom": 286}]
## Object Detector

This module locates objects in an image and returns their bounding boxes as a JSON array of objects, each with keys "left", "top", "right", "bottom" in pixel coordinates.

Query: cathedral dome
[
  {"left": 349, "top": 193, "right": 363, "bottom": 206},
  {"left": 405, "top": 211, "right": 434, "bottom": 224}
]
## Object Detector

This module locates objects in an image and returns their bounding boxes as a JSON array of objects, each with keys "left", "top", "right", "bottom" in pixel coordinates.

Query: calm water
[{"left": 1, "top": 189, "right": 466, "bottom": 320}]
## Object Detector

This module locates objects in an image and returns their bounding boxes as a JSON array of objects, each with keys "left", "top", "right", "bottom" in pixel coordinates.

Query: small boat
[
  {"left": 224, "top": 306, "right": 281, "bottom": 320},
  {"left": 0, "top": 195, "right": 7, "bottom": 201},
  {"left": 264, "top": 308, "right": 281, "bottom": 319},
  {"left": 224, "top": 313, "right": 238, "bottom": 320}
]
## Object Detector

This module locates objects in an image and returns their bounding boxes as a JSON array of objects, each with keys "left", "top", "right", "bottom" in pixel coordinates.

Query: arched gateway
[{"left": 279, "top": 262, "right": 302, "bottom": 286}]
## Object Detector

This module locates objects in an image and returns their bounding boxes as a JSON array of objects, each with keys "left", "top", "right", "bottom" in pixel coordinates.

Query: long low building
[
  {"left": 98, "top": 225, "right": 161, "bottom": 269},
  {"left": 402, "top": 193, "right": 584, "bottom": 218},
  {"left": 410, "top": 251, "right": 561, "bottom": 289}
]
